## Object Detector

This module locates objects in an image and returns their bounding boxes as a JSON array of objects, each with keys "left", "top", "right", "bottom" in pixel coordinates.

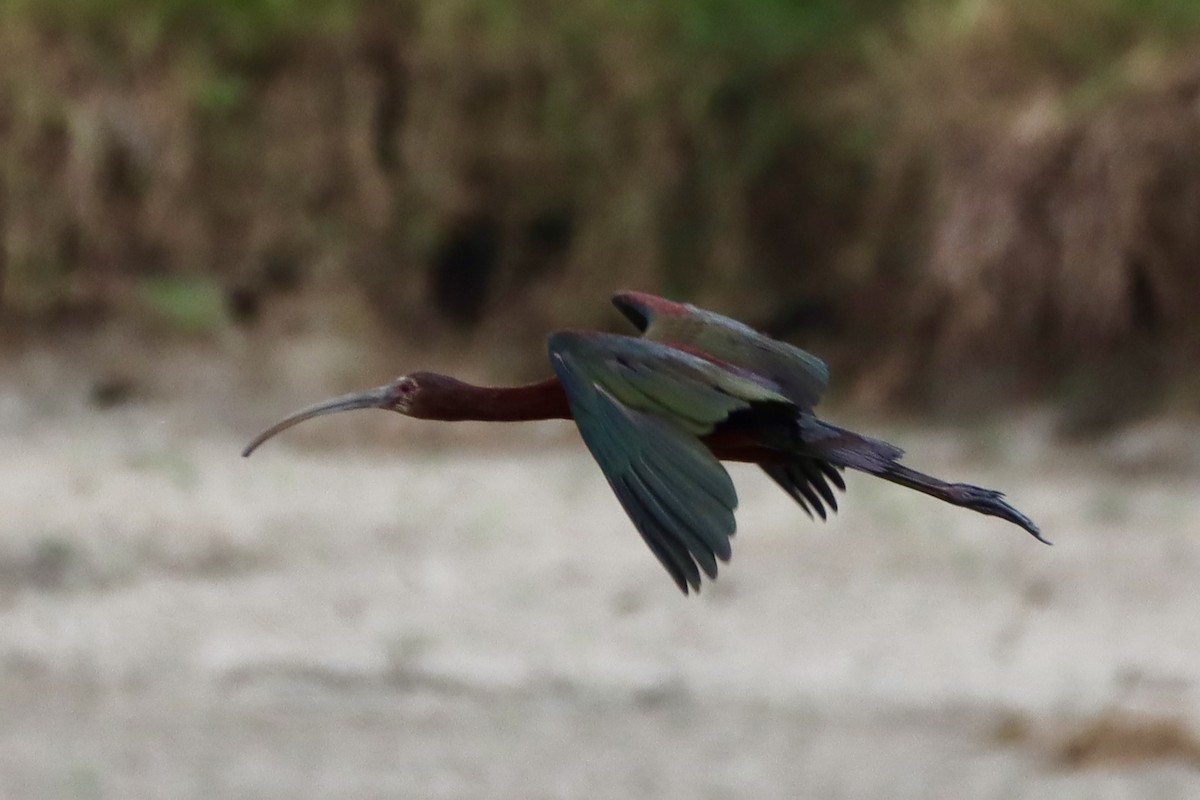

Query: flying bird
[{"left": 243, "top": 291, "right": 1046, "bottom": 593}]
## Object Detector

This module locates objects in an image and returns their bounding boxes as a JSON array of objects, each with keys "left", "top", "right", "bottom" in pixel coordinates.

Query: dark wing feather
[
  {"left": 760, "top": 460, "right": 845, "bottom": 521},
  {"left": 549, "top": 333, "right": 772, "bottom": 592}
]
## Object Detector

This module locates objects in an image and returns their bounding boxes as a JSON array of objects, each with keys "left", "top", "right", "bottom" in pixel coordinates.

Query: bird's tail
[{"left": 802, "top": 418, "right": 1048, "bottom": 544}]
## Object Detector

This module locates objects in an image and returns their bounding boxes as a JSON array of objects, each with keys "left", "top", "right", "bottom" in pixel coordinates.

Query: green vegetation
[
  {"left": 2, "top": 0, "right": 354, "bottom": 55},
  {"left": 135, "top": 275, "right": 226, "bottom": 334},
  {"left": 2, "top": 0, "right": 1199, "bottom": 408}
]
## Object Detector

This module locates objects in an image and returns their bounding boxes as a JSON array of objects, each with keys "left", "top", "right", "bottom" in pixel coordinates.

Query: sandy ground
[{"left": 2, "top": 334, "right": 1200, "bottom": 799}]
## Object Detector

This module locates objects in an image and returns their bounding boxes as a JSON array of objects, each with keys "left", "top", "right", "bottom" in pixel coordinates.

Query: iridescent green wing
[
  {"left": 612, "top": 292, "right": 842, "bottom": 519},
  {"left": 548, "top": 331, "right": 792, "bottom": 593},
  {"left": 612, "top": 292, "right": 829, "bottom": 411}
]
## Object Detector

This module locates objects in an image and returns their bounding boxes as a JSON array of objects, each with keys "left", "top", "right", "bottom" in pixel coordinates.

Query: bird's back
[{"left": 611, "top": 291, "right": 829, "bottom": 411}]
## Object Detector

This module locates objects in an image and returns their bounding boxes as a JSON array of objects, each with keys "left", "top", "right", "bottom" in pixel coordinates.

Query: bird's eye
[{"left": 385, "top": 376, "right": 418, "bottom": 411}]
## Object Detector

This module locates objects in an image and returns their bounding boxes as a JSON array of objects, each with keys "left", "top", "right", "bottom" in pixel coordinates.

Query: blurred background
[{"left": 2, "top": 1, "right": 1200, "bottom": 798}]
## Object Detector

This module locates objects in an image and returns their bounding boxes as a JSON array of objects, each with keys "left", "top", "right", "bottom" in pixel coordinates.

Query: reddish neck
[
  {"left": 415, "top": 372, "right": 796, "bottom": 466},
  {"left": 419, "top": 376, "right": 572, "bottom": 422}
]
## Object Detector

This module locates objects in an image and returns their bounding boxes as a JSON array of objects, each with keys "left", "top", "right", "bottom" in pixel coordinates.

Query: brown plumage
[{"left": 243, "top": 291, "right": 1046, "bottom": 593}]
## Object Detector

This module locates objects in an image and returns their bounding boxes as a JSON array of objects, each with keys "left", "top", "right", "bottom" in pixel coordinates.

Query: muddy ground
[{"left": 2, "top": 333, "right": 1199, "bottom": 799}]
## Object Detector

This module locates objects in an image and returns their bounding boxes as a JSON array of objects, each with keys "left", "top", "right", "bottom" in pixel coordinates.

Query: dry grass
[
  {"left": 910, "top": 64, "right": 1200, "bottom": 354},
  {"left": 0, "top": 1, "right": 871, "bottom": 336},
  {"left": 851, "top": 2, "right": 1200, "bottom": 409},
  {"left": 1055, "top": 712, "right": 1200, "bottom": 769},
  {"left": 3, "top": 1, "right": 1200, "bottom": 409}
]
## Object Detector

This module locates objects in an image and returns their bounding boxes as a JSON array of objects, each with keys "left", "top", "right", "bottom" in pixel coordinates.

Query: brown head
[{"left": 240, "top": 371, "right": 453, "bottom": 457}]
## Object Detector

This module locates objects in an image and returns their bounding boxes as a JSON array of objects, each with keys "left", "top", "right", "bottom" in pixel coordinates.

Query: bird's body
[{"left": 243, "top": 291, "right": 1045, "bottom": 593}]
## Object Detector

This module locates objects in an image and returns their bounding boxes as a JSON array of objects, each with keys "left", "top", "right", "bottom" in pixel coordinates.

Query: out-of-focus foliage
[
  {"left": 860, "top": 0, "right": 1200, "bottom": 413},
  {"left": 2, "top": 0, "right": 1199, "bottom": 412},
  {"left": 136, "top": 275, "right": 225, "bottom": 333},
  {"left": 2, "top": 0, "right": 354, "bottom": 54}
]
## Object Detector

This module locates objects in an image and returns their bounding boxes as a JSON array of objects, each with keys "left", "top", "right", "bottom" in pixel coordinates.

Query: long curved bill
[{"left": 241, "top": 385, "right": 394, "bottom": 457}]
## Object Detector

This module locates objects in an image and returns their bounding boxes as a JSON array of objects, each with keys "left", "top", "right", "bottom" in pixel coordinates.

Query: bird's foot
[{"left": 951, "top": 483, "right": 1049, "bottom": 545}]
